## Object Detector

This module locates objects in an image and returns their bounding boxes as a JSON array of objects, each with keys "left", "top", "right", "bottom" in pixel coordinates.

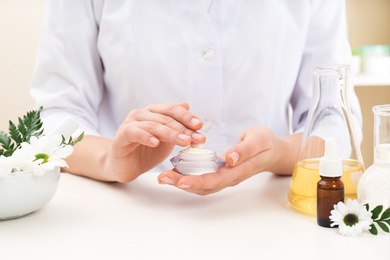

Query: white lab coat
[{"left": 30, "top": 0, "right": 362, "bottom": 170}]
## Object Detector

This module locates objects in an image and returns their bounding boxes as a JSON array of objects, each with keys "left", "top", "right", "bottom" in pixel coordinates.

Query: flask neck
[
  {"left": 373, "top": 105, "right": 390, "bottom": 156},
  {"left": 299, "top": 64, "right": 363, "bottom": 165},
  {"left": 374, "top": 144, "right": 390, "bottom": 164}
]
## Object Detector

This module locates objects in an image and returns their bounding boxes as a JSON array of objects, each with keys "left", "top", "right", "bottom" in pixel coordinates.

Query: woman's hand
[
  {"left": 157, "top": 127, "right": 301, "bottom": 195},
  {"left": 66, "top": 103, "right": 206, "bottom": 182}
]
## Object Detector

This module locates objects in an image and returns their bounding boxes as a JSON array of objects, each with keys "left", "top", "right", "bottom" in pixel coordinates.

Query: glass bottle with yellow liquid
[{"left": 288, "top": 64, "right": 364, "bottom": 216}]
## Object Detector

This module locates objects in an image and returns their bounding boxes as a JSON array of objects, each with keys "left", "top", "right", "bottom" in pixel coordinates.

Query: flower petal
[
  {"left": 336, "top": 201, "right": 349, "bottom": 215},
  {"left": 349, "top": 200, "right": 360, "bottom": 215},
  {"left": 52, "top": 145, "right": 74, "bottom": 158},
  {"left": 45, "top": 135, "right": 63, "bottom": 153}
]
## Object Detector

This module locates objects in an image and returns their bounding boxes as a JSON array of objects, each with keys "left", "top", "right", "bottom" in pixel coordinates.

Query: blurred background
[{"left": 0, "top": 0, "right": 389, "bottom": 166}]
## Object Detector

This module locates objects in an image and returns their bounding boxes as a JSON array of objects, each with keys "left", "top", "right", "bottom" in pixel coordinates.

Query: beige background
[
  {"left": 0, "top": 0, "right": 389, "bottom": 166},
  {"left": 0, "top": 0, "right": 47, "bottom": 129},
  {"left": 345, "top": 0, "right": 390, "bottom": 166}
]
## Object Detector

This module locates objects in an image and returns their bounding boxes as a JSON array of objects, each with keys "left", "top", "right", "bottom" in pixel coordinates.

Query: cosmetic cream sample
[{"left": 170, "top": 145, "right": 225, "bottom": 175}]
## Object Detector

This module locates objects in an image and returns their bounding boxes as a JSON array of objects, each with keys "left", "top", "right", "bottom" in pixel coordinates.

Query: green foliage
[
  {"left": 0, "top": 107, "right": 43, "bottom": 157},
  {"left": 61, "top": 131, "right": 84, "bottom": 146},
  {"left": 366, "top": 204, "right": 390, "bottom": 235}
]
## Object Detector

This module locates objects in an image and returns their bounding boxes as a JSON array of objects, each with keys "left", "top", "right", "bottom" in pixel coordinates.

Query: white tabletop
[{"left": 0, "top": 171, "right": 389, "bottom": 260}]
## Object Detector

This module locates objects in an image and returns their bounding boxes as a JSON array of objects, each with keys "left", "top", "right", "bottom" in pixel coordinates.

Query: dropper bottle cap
[{"left": 318, "top": 138, "right": 343, "bottom": 178}]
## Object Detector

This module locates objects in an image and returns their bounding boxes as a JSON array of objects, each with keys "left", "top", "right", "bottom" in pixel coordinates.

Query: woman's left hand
[{"left": 158, "top": 127, "right": 300, "bottom": 195}]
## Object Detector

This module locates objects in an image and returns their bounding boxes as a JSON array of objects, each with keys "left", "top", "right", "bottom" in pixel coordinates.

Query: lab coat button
[{"left": 201, "top": 47, "right": 213, "bottom": 59}]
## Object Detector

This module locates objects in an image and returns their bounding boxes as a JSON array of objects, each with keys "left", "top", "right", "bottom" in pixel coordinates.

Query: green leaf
[
  {"left": 17, "top": 117, "right": 28, "bottom": 139},
  {"left": 371, "top": 205, "right": 384, "bottom": 220},
  {"left": 62, "top": 132, "right": 84, "bottom": 146},
  {"left": 380, "top": 208, "right": 390, "bottom": 220},
  {"left": 19, "top": 107, "right": 43, "bottom": 143},
  {"left": 9, "top": 121, "right": 22, "bottom": 145},
  {"left": 3, "top": 149, "right": 14, "bottom": 157},
  {"left": 364, "top": 203, "right": 370, "bottom": 212},
  {"left": 4, "top": 149, "right": 15, "bottom": 157},
  {"left": 369, "top": 224, "right": 378, "bottom": 235},
  {"left": 377, "top": 221, "right": 390, "bottom": 233},
  {"left": 0, "top": 131, "right": 12, "bottom": 149},
  {"left": 0, "top": 131, "right": 15, "bottom": 156},
  {"left": 71, "top": 132, "right": 84, "bottom": 146},
  {"left": 0, "top": 107, "right": 44, "bottom": 156}
]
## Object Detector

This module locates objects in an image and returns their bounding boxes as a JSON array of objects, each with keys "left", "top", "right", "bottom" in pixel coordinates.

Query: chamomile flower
[
  {"left": 14, "top": 135, "right": 73, "bottom": 176},
  {"left": 0, "top": 107, "right": 83, "bottom": 177},
  {"left": 330, "top": 199, "right": 373, "bottom": 237}
]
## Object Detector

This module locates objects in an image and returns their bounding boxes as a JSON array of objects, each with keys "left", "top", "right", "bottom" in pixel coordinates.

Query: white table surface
[{"left": 1, "top": 171, "right": 389, "bottom": 260}]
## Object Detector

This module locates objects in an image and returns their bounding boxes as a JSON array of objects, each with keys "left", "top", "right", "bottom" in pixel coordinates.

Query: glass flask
[
  {"left": 357, "top": 104, "right": 390, "bottom": 209},
  {"left": 288, "top": 64, "right": 364, "bottom": 215}
]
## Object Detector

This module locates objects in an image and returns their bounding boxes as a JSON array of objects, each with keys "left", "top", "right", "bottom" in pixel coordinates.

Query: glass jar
[
  {"left": 170, "top": 146, "right": 225, "bottom": 175},
  {"left": 288, "top": 64, "right": 364, "bottom": 215},
  {"left": 357, "top": 104, "right": 390, "bottom": 209}
]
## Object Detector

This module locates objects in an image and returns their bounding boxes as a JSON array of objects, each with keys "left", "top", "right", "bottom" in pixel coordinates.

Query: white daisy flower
[
  {"left": 13, "top": 135, "right": 73, "bottom": 176},
  {"left": 330, "top": 199, "right": 373, "bottom": 237},
  {"left": 0, "top": 108, "right": 82, "bottom": 178}
]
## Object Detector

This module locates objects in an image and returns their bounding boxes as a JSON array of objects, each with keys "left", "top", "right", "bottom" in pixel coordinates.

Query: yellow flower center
[{"left": 34, "top": 153, "right": 49, "bottom": 163}]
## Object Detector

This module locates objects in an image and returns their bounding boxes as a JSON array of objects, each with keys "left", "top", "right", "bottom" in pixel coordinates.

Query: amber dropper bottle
[{"left": 317, "top": 138, "right": 344, "bottom": 227}]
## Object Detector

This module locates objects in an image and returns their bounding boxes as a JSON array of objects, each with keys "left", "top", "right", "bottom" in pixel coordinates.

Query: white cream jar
[{"left": 170, "top": 145, "right": 225, "bottom": 175}]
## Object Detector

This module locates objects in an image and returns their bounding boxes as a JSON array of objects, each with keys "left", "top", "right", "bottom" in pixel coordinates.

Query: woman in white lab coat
[{"left": 30, "top": 0, "right": 362, "bottom": 195}]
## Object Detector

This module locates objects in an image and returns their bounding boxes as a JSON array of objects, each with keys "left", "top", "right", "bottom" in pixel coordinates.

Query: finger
[
  {"left": 158, "top": 170, "right": 183, "bottom": 186},
  {"left": 159, "top": 167, "right": 241, "bottom": 196},
  {"left": 177, "top": 173, "right": 226, "bottom": 195},
  {"left": 113, "top": 126, "right": 160, "bottom": 157},
  {"left": 127, "top": 108, "right": 205, "bottom": 143},
  {"left": 145, "top": 103, "right": 203, "bottom": 130},
  {"left": 178, "top": 102, "right": 190, "bottom": 110},
  {"left": 225, "top": 129, "right": 272, "bottom": 167},
  {"left": 122, "top": 121, "right": 196, "bottom": 148}
]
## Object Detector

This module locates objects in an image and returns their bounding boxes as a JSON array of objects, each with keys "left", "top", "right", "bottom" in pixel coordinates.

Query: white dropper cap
[{"left": 319, "top": 138, "right": 343, "bottom": 178}]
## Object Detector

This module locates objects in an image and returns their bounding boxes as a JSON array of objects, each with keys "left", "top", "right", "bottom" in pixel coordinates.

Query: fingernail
[
  {"left": 161, "top": 176, "right": 175, "bottom": 185},
  {"left": 178, "top": 133, "right": 190, "bottom": 141},
  {"left": 179, "top": 183, "right": 191, "bottom": 189},
  {"left": 191, "top": 132, "right": 205, "bottom": 141},
  {"left": 149, "top": 136, "right": 159, "bottom": 145},
  {"left": 230, "top": 151, "right": 240, "bottom": 165},
  {"left": 191, "top": 117, "right": 202, "bottom": 126}
]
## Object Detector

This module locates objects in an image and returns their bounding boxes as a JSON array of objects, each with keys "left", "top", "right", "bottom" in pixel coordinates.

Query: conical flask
[
  {"left": 288, "top": 64, "right": 364, "bottom": 216},
  {"left": 357, "top": 104, "right": 390, "bottom": 209}
]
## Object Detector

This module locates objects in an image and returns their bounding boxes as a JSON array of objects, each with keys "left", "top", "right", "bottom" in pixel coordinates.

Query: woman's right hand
[{"left": 65, "top": 103, "right": 205, "bottom": 182}]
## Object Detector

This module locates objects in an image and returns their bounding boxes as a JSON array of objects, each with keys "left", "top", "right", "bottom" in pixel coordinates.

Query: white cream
[
  {"left": 179, "top": 146, "right": 214, "bottom": 161},
  {"left": 190, "top": 143, "right": 205, "bottom": 149},
  {"left": 170, "top": 145, "right": 225, "bottom": 175},
  {"left": 182, "top": 146, "right": 213, "bottom": 155}
]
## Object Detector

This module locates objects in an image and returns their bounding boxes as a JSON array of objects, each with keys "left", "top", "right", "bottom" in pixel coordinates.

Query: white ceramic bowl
[{"left": 0, "top": 167, "right": 60, "bottom": 220}]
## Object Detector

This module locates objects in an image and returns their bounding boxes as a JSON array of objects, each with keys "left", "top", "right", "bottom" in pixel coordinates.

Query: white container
[
  {"left": 170, "top": 146, "right": 225, "bottom": 175},
  {"left": 0, "top": 167, "right": 60, "bottom": 220},
  {"left": 357, "top": 105, "right": 390, "bottom": 209}
]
